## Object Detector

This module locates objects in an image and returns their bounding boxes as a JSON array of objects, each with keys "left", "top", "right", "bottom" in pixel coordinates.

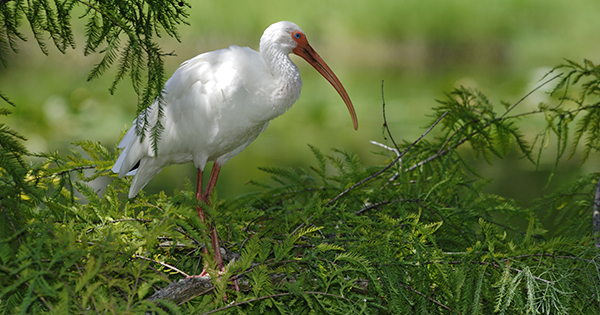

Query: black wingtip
[{"left": 129, "top": 160, "right": 140, "bottom": 173}]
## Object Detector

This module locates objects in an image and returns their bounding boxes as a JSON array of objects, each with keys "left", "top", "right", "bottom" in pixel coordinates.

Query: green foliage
[
  {"left": 0, "top": 0, "right": 190, "bottom": 147},
  {"left": 2, "top": 1, "right": 600, "bottom": 312},
  {"left": 3, "top": 57, "right": 600, "bottom": 312},
  {"left": 548, "top": 59, "right": 600, "bottom": 163},
  {"left": 1, "top": 78, "right": 600, "bottom": 313},
  {"left": 0, "top": 105, "right": 36, "bottom": 241}
]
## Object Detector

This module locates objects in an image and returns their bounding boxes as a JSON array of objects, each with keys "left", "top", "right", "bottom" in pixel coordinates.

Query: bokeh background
[{"left": 2, "top": 0, "right": 600, "bottom": 203}]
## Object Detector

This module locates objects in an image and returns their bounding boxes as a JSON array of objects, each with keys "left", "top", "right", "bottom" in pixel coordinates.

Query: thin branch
[
  {"left": 380, "top": 80, "right": 401, "bottom": 154},
  {"left": 370, "top": 141, "right": 401, "bottom": 181},
  {"left": 57, "top": 165, "right": 97, "bottom": 176},
  {"left": 375, "top": 81, "right": 402, "bottom": 181},
  {"left": 408, "top": 73, "right": 563, "bottom": 172},
  {"left": 508, "top": 103, "right": 600, "bottom": 120},
  {"left": 328, "top": 112, "right": 448, "bottom": 205},
  {"left": 33, "top": 165, "right": 97, "bottom": 180},
  {"left": 133, "top": 254, "right": 190, "bottom": 277},
  {"left": 500, "top": 73, "right": 564, "bottom": 119},
  {"left": 370, "top": 141, "right": 399, "bottom": 157}
]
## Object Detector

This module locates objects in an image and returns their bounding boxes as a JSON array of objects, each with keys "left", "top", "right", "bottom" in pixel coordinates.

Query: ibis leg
[
  {"left": 195, "top": 164, "right": 224, "bottom": 270},
  {"left": 195, "top": 169, "right": 211, "bottom": 261},
  {"left": 195, "top": 163, "right": 238, "bottom": 294},
  {"left": 203, "top": 163, "right": 224, "bottom": 270},
  {"left": 195, "top": 169, "right": 208, "bottom": 225}
]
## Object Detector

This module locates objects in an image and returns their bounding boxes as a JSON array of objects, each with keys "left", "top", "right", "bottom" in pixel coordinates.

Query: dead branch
[
  {"left": 134, "top": 254, "right": 190, "bottom": 278},
  {"left": 380, "top": 81, "right": 401, "bottom": 154},
  {"left": 147, "top": 276, "right": 215, "bottom": 305},
  {"left": 145, "top": 270, "right": 365, "bottom": 308},
  {"left": 328, "top": 111, "right": 447, "bottom": 205}
]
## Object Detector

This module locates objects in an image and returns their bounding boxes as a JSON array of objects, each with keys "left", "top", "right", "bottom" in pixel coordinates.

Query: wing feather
[{"left": 112, "top": 46, "right": 273, "bottom": 198}]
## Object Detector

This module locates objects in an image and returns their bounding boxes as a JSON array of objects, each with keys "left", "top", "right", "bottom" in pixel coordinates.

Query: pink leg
[
  {"left": 194, "top": 164, "right": 224, "bottom": 271},
  {"left": 195, "top": 169, "right": 210, "bottom": 256},
  {"left": 194, "top": 163, "right": 238, "bottom": 294},
  {"left": 195, "top": 169, "right": 206, "bottom": 227},
  {"left": 203, "top": 163, "right": 224, "bottom": 271}
]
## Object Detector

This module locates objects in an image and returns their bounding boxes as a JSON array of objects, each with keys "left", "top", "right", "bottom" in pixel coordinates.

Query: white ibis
[{"left": 112, "top": 21, "right": 358, "bottom": 272}]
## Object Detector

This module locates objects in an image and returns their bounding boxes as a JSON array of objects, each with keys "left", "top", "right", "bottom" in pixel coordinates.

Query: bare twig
[
  {"left": 370, "top": 141, "right": 400, "bottom": 157},
  {"left": 328, "top": 112, "right": 448, "bottom": 205},
  {"left": 133, "top": 254, "right": 190, "bottom": 277},
  {"left": 370, "top": 141, "right": 402, "bottom": 181},
  {"left": 380, "top": 81, "right": 401, "bottom": 154},
  {"left": 375, "top": 81, "right": 402, "bottom": 180}
]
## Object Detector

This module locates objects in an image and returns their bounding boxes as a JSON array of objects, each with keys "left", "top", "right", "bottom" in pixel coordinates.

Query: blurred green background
[{"left": 1, "top": 0, "right": 600, "bottom": 202}]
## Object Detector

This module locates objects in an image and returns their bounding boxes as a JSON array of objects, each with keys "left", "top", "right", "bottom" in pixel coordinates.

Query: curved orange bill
[{"left": 293, "top": 42, "right": 358, "bottom": 130}]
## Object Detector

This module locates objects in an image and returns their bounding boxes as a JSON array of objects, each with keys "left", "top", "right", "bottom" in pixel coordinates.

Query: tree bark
[{"left": 147, "top": 276, "right": 214, "bottom": 304}]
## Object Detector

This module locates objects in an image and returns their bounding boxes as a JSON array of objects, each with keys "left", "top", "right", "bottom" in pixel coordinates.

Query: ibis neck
[
  {"left": 262, "top": 46, "right": 300, "bottom": 80},
  {"left": 260, "top": 46, "right": 303, "bottom": 115}
]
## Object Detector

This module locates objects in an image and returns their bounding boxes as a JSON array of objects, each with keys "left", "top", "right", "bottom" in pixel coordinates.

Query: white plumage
[
  {"left": 112, "top": 21, "right": 357, "bottom": 273},
  {"left": 112, "top": 21, "right": 357, "bottom": 199}
]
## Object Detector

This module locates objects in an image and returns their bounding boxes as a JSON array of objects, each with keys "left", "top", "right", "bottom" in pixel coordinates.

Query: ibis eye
[{"left": 294, "top": 33, "right": 301, "bottom": 39}]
